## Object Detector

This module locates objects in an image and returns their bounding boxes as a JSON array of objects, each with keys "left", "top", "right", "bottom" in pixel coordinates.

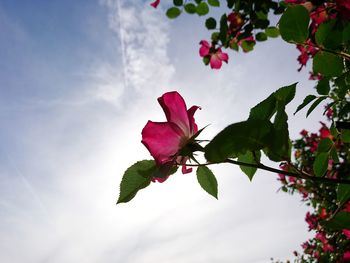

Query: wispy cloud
[{"left": 94, "top": 0, "right": 175, "bottom": 107}]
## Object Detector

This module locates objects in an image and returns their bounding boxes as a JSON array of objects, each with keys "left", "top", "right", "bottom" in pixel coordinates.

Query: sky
[{"left": 0, "top": 1, "right": 327, "bottom": 262}]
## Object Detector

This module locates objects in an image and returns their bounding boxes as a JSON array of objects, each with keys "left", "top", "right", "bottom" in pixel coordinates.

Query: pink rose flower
[
  {"left": 199, "top": 40, "right": 229, "bottom": 69},
  {"left": 150, "top": 0, "right": 160, "bottom": 8},
  {"left": 141, "top": 91, "right": 200, "bottom": 182}
]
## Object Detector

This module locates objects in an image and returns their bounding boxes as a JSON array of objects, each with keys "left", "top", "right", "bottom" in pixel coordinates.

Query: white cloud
[{"left": 93, "top": 0, "right": 175, "bottom": 107}]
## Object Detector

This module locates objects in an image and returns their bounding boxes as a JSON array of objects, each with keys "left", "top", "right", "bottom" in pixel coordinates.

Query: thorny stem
[{"left": 180, "top": 158, "right": 350, "bottom": 185}]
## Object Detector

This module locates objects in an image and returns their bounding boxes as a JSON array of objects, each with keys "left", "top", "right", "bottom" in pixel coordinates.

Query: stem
[
  {"left": 182, "top": 159, "right": 350, "bottom": 185},
  {"left": 318, "top": 46, "right": 350, "bottom": 61}
]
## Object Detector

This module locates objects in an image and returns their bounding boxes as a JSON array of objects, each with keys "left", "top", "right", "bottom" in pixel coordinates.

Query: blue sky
[{"left": 0, "top": 1, "right": 326, "bottom": 262}]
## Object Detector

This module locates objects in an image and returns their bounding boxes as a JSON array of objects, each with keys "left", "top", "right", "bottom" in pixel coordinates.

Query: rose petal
[
  {"left": 210, "top": 54, "right": 222, "bottom": 69},
  {"left": 217, "top": 49, "right": 229, "bottom": 63},
  {"left": 142, "top": 121, "right": 182, "bottom": 164},
  {"left": 152, "top": 176, "right": 168, "bottom": 183},
  {"left": 150, "top": 0, "right": 160, "bottom": 8},
  {"left": 158, "top": 91, "right": 191, "bottom": 137},
  {"left": 199, "top": 40, "right": 210, "bottom": 57},
  {"left": 187, "top": 105, "right": 200, "bottom": 134},
  {"left": 180, "top": 157, "right": 192, "bottom": 174}
]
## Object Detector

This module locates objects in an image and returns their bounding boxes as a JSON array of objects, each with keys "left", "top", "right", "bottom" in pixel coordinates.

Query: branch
[{"left": 182, "top": 159, "right": 350, "bottom": 185}]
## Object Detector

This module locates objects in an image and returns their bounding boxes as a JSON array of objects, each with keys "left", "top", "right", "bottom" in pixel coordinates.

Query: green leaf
[
  {"left": 230, "top": 41, "right": 239, "bottom": 51},
  {"left": 335, "top": 71, "right": 350, "bottom": 95},
  {"left": 173, "top": 0, "right": 183, "bottom": 6},
  {"left": 315, "top": 20, "right": 330, "bottom": 45},
  {"left": 315, "top": 20, "right": 342, "bottom": 49},
  {"left": 274, "top": 82, "right": 297, "bottom": 104},
  {"left": 313, "top": 152, "right": 329, "bottom": 177},
  {"left": 341, "top": 129, "right": 350, "bottom": 143},
  {"left": 316, "top": 78, "right": 330, "bottom": 95},
  {"left": 317, "top": 138, "right": 333, "bottom": 153},
  {"left": 306, "top": 96, "right": 327, "bottom": 117},
  {"left": 219, "top": 14, "right": 228, "bottom": 44},
  {"left": 337, "top": 184, "right": 350, "bottom": 203},
  {"left": 227, "top": 0, "right": 234, "bottom": 8},
  {"left": 196, "top": 2, "right": 209, "bottom": 16},
  {"left": 330, "top": 147, "right": 339, "bottom": 163},
  {"left": 205, "top": 17, "right": 217, "bottom": 30},
  {"left": 196, "top": 166, "right": 218, "bottom": 199},
  {"left": 249, "top": 83, "right": 296, "bottom": 120},
  {"left": 294, "top": 95, "right": 316, "bottom": 115},
  {"left": 117, "top": 160, "right": 155, "bottom": 204},
  {"left": 204, "top": 119, "right": 273, "bottom": 162},
  {"left": 166, "top": 7, "right": 181, "bottom": 19},
  {"left": 322, "top": 212, "right": 350, "bottom": 230},
  {"left": 343, "top": 23, "right": 350, "bottom": 45},
  {"left": 240, "top": 40, "right": 255, "bottom": 52},
  {"left": 256, "top": 32, "right": 268, "bottom": 41},
  {"left": 249, "top": 94, "right": 276, "bottom": 120},
  {"left": 254, "top": 19, "right": 270, "bottom": 29},
  {"left": 238, "top": 151, "right": 261, "bottom": 181},
  {"left": 313, "top": 51, "right": 344, "bottom": 77},
  {"left": 265, "top": 26, "right": 280, "bottom": 38},
  {"left": 208, "top": 0, "right": 220, "bottom": 7},
  {"left": 265, "top": 103, "right": 291, "bottom": 161},
  {"left": 211, "top": 32, "right": 220, "bottom": 41},
  {"left": 184, "top": 3, "right": 196, "bottom": 14},
  {"left": 279, "top": 5, "right": 310, "bottom": 43}
]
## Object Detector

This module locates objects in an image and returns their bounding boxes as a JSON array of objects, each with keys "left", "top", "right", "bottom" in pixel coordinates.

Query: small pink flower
[
  {"left": 316, "top": 232, "right": 327, "bottom": 243},
  {"left": 310, "top": 7, "right": 329, "bottom": 33},
  {"left": 323, "top": 243, "right": 333, "bottom": 252},
  {"left": 326, "top": 107, "right": 333, "bottom": 119},
  {"left": 142, "top": 92, "right": 200, "bottom": 182},
  {"left": 199, "top": 40, "right": 229, "bottom": 69},
  {"left": 319, "top": 208, "right": 327, "bottom": 219},
  {"left": 296, "top": 40, "right": 318, "bottom": 71},
  {"left": 227, "top": 12, "right": 243, "bottom": 32},
  {"left": 319, "top": 122, "right": 331, "bottom": 139},
  {"left": 300, "top": 129, "right": 308, "bottom": 136},
  {"left": 301, "top": 241, "right": 310, "bottom": 250},
  {"left": 343, "top": 229, "right": 350, "bottom": 239},
  {"left": 309, "top": 72, "right": 322, "bottom": 80},
  {"left": 305, "top": 212, "right": 318, "bottom": 231},
  {"left": 150, "top": 0, "right": 160, "bottom": 8}
]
